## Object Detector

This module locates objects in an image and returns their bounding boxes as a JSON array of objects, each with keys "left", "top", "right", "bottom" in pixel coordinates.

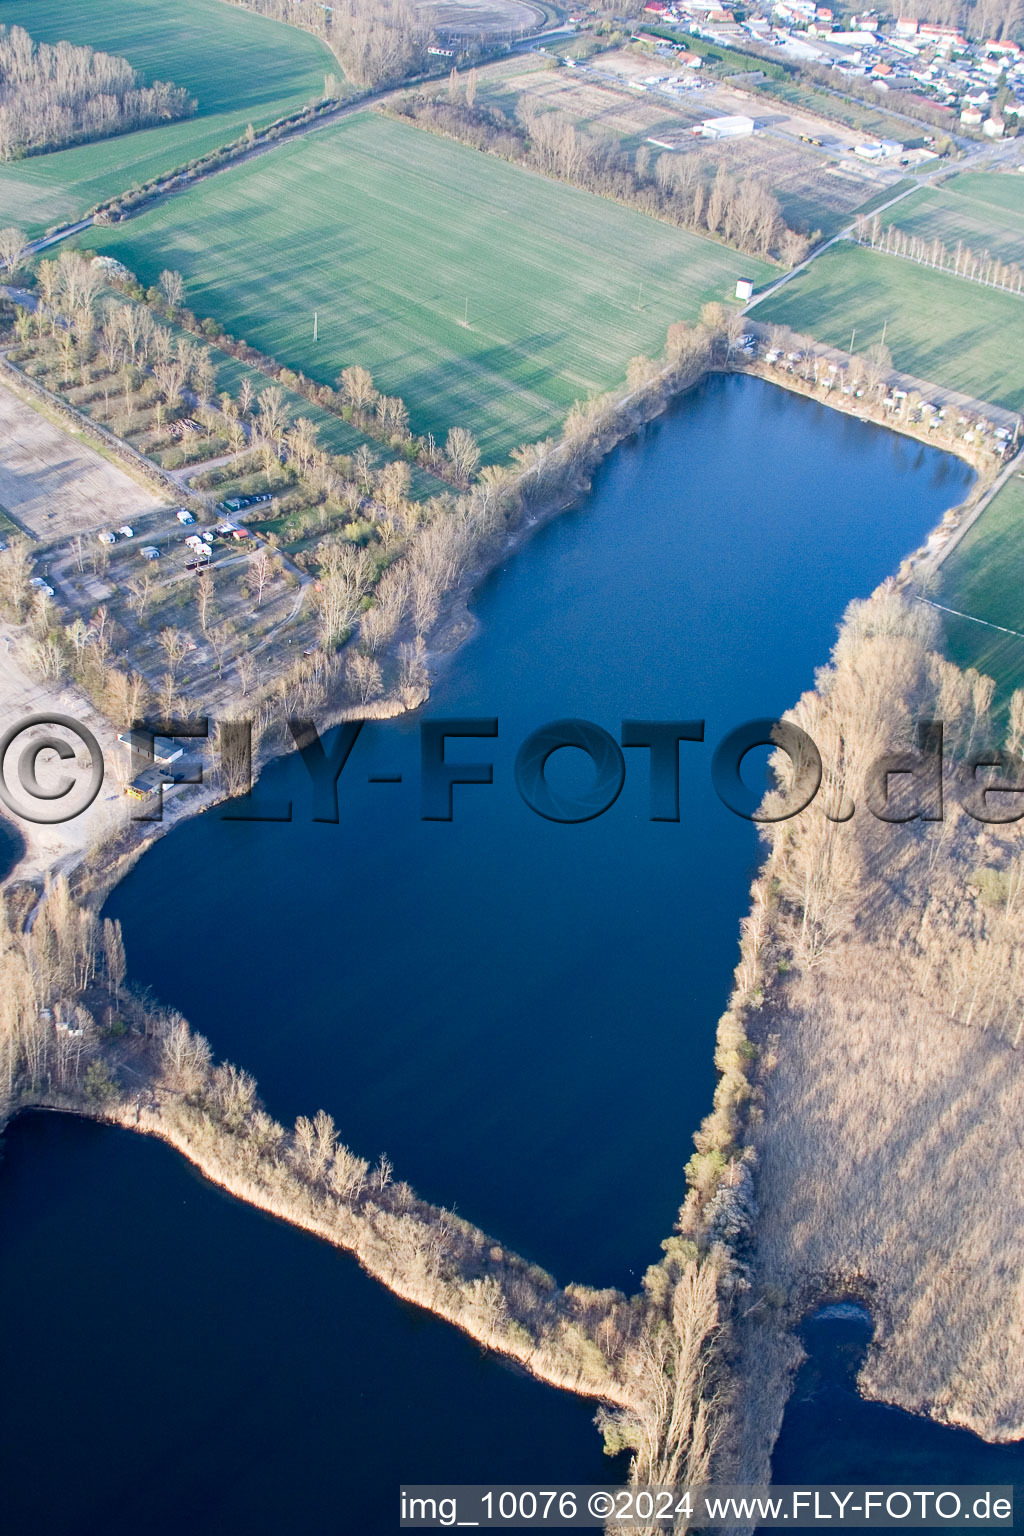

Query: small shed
[{"left": 735, "top": 278, "right": 755, "bottom": 301}]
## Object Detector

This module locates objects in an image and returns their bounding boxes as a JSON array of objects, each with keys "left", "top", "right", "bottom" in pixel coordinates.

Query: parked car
[
  {"left": 30, "top": 577, "right": 55, "bottom": 597},
  {"left": 217, "top": 492, "right": 273, "bottom": 514}
]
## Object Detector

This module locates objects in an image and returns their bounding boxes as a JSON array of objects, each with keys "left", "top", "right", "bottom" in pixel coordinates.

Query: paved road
[
  {"left": 744, "top": 134, "right": 1020, "bottom": 314},
  {"left": 18, "top": 40, "right": 553, "bottom": 260}
]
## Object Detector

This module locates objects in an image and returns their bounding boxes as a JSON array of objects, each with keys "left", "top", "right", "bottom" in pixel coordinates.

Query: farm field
[
  {"left": 0, "top": 0, "right": 339, "bottom": 235},
  {"left": 479, "top": 57, "right": 894, "bottom": 239},
  {"left": 878, "top": 174, "right": 1024, "bottom": 265},
  {"left": 81, "top": 111, "right": 773, "bottom": 457},
  {"left": 757, "top": 241, "right": 1024, "bottom": 413},
  {"left": 937, "top": 471, "right": 1024, "bottom": 700}
]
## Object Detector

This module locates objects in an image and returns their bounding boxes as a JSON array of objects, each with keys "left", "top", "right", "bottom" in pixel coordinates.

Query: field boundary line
[
  {"left": 922, "top": 447, "right": 1024, "bottom": 578},
  {"left": 852, "top": 234, "right": 1024, "bottom": 302},
  {"left": 917, "top": 597, "right": 1024, "bottom": 642}
]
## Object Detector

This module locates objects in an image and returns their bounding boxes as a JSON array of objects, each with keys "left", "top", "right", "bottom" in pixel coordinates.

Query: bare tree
[
  {"left": 158, "top": 626, "right": 190, "bottom": 679},
  {"left": 0, "top": 225, "right": 28, "bottom": 280},
  {"left": 159, "top": 269, "right": 185, "bottom": 309},
  {"left": 444, "top": 426, "right": 480, "bottom": 484},
  {"left": 208, "top": 622, "right": 234, "bottom": 673},
  {"left": 250, "top": 549, "right": 272, "bottom": 608},
  {"left": 346, "top": 650, "right": 383, "bottom": 705},
  {"left": 376, "top": 458, "right": 411, "bottom": 514},
  {"left": 339, "top": 364, "right": 378, "bottom": 415},
  {"left": 126, "top": 571, "right": 154, "bottom": 622},
  {"left": 196, "top": 572, "right": 214, "bottom": 632}
]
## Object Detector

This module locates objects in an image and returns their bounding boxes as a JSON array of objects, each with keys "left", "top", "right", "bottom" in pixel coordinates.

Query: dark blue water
[
  {"left": 771, "top": 1308, "right": 1024, "bottom": 1531},
  {"left": 0, "top": 813, "right": 24, "bottom": 883},
  {"left": 0, "top": 1112, "right": 613, "bottom": 1536},
  {"left": 105, "top": 374, "right": 972, "bottom": 1290},
  {"left": 0, "top": 377, "right": 992, "bottom": 1534}
]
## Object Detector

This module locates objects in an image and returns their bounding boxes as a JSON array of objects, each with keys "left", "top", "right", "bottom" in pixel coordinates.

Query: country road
[
  {"left": 743, "top": 134, "right": 1018, "bottom": 314},
  {"left": 20, "top": 37, "right": 552, "bottom": 262}
]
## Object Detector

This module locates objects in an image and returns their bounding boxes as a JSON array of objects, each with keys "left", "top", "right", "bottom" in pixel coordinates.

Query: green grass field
[
  {"left": 937, "top": 471, "right": 1024, "bottom": 699},
  {"left": 0, "top": 0, "right": 339, "bottom": 234},
  {"left": 757, "top": 241, "right": 1024, "bottom": 413},
  {"left": 81, "top": 112, "right": 771, "bottom": 457},
  {"left": 879, "top": 173, "right": 1024, "bottom": 266},
  {"left": 182, "top": 336, "right": 448, "bottom": 500}
]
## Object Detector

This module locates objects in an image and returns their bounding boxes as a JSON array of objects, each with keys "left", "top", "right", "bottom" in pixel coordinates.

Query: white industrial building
[
  {"left": 693, "top": 114, "right": 755, "bottom": 138},
  {"left": 853, "top": 138, "right": 904, "bottom": 158}
]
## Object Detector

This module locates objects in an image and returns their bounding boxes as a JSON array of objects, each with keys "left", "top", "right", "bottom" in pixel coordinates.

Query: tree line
[
  {"left": 855, "top": 215, "right": 1024, "bottom": 297},
  {"left": 390, "top": 89, "right": 812, "bottom": 264},
  {"left": 219, "top": 0, "right": 435, "bottom": 90},
  {"left": 0, "top": 24, "right": 194, "bottom": 161},
  {"left": 94, "top": 260, "right": 474, "bottom": 487}
]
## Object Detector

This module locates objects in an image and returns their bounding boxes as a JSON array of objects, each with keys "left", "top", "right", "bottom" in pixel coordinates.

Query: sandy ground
[
  {"left": 0, "top": 619, "right": 132, "bottom": 885},
  {"left": 0, "top": 379, "right": 161, "bottom": 543},
  {"left": 527, "top": 52, "right": 904, "bottom": 170}
]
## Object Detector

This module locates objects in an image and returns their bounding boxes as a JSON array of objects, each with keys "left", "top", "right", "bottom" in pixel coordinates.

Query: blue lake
[
  {"left": 0, "top": 814, "right": 23, "bottom": 883},
  {"left": 770, "top": 1308, "right": 1024, "bottom": 1532},
  {"left": 0, "top": 1111, "right": 611, "bottom": 1535},
  {"left": 3, "top": 373, "right": 1003, "bottom": 1531},
  {"left": 106, "top": 373, "right": 972, "bottom": 1289}
]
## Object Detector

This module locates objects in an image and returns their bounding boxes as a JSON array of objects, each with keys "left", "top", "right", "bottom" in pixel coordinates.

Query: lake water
[
  {"left": 770, "top": 1307, "right": 1024, "bottom": 1531},
  {"left": 104, "top": 373, "right": 972, "bottom": 1289},
  {"left": 0, "top": 1111, "right": 612, "bottom": 1535},
  {"left": 1, "top": 375, "right": 990, "bottom": 1528},
  {"left": 0, "top": 814, "right": 24, "bottom": 884}
]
